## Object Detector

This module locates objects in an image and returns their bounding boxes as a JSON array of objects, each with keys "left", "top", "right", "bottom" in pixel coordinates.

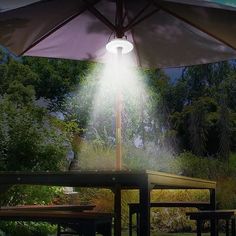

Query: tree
[
  {"left": 218, "top": 94, "right": 231, "bottom": 162},
  {"left": 169, "top": 62, "right": 236, "bottom": 157},
  {"left": 0, "top": 53, "right": 68, "bottom": 171},
  {"left": 23, "top": 57, "right": 93, "bottom": 111}
]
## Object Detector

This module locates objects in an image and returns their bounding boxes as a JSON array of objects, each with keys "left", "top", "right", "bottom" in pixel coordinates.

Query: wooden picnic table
[{"left": 0, "top": 170, "right": 216, "bottom": 236}]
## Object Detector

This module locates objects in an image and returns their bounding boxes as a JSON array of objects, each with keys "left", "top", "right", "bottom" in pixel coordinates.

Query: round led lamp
[{"left": 106, "top": 38, "right": 133, "bottom": 54}]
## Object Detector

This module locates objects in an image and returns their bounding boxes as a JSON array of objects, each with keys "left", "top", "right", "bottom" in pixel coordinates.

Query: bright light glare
[
  {"left": 91, "top": 52, "right": 147, "bottom": 128},
  {"left": 106, "top": 38, "right": 134, "bottom": 54},
  {"left": 70, "top": 50, "right": 148, "bottom": 170}
]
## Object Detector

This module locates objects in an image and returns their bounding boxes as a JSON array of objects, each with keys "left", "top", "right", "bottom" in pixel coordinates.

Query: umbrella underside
[{"left": 0, "top": 0, "right": 236, "bottom": 68}]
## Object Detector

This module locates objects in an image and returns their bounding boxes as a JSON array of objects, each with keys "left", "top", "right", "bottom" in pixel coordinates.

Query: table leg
[
  {"left": 197, "top": 219, "right": 202, "bottom": 236},
  {"left": 102, "top": 222, "right": 112, "bottom": 236},
  {"left": 57, "top": 224, "right": 61, "bottom": 236},
  {"left": 85, "top": 223, "right": 96, "bottom": 236},
  {"left": 231, "top": 218, "right": 235, "bottom": 236},
  {"left": 114, "top": 185, "right": 122, "bottom": 236},
  {"left": 139, "top": 185, "right": 150, "bottom": 236},
  {"left": 129, "top": 206, "right": 133, "bottom": 236},
  {"left": 137, "top": 212, "right": 140, "bottom": 236},
  {"left": 210, "top": 189, "right": 217, "bottom": 236},
  {"left": 226, "top": 219, "right": 230, "bottom": 236}
]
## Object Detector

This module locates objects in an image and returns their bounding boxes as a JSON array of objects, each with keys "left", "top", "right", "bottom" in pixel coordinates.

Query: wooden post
[{"left": 115, "top": 47, "right": 122, "bottom": 170}]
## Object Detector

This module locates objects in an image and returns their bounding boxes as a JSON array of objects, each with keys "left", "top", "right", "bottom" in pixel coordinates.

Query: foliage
[
  {"left": 22, "top": 57, "right": 93, "bottom": 111},
  {"left": 0, "top": 97, "right": 67, "bottom": 171},
  {"left": 0, "top": 52, "right": 70, "bottom": 235},
  {"left": 76, "top": 140, "right": 116, "bottom": 170},
  {"left": 0, "top": 185, "right": 63, "bottom": 206},
  {"left": 0, "top": 221, "right": 56, "bottom": 236},
  {"left": 170, "top": 62, "right": 236, "bottom": 159}
]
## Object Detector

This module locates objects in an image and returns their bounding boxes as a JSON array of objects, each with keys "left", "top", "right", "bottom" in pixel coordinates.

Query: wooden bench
[
  {"left": 129, "top": 202, "right": 211, "bottom": 236},
  {"left": 0, "top": 210, "right": 113, "bottom": 236},
  {"left": 0, "top": 204, "right": 96, "bottom": 212},
  {"left": 0, "top": 204, "right": 96, "bottom": 235},
  {"left": 186, "top": 210, "right": 236, "bottom": 236}
]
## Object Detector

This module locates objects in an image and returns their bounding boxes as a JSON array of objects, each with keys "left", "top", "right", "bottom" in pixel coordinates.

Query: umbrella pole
[{"left": 115, "top": 47, "right": 122, "bottom": 171}]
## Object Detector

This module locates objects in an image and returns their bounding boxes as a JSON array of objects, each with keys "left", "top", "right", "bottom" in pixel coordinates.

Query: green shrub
[
  {"left": 217, "top": 177, "right": 236, "bottom": 209},
  {"left": 78, "top": 141, "right": 116, "bottom": 170},
  {"left": 173, "top": 152, "right": 228, "bottom": 179},
  {"left": 0, "top": 221, "right": 56, "bottom": 236},
  {"left": 0, "top": 185, "right": 63, "bottom": 206}
]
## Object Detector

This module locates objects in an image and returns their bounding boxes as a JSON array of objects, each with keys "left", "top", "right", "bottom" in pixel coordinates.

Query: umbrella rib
[
  {"left": 83, "top": 0, "right": 116, "bottom": 32},
  {"left": 155, "top": 2, "right": 236, "bottom": 52},
  {"left": 124, "top": 2, "right": 152, "bottom": 31},
  {"left": 124, "top": 8, "right": 160, "bottom": 32},
  {"left": 20, "top": 0, "right": 101, "bottom": 56}
]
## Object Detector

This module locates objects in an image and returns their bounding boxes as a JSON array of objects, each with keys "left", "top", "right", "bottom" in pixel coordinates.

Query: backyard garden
[{"left": 0, "top": 48, "right": 236, "bottom": 235}]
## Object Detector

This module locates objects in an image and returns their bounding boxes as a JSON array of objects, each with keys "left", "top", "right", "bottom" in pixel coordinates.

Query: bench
[
  {"left": 186, "top": 210, "right": 236, "bottom": 236},
  {"left": 0, "top": 210, "right": 113, "bottom": 236},
  {"left": 129, "top": 202, "right": 211, "bottom": 236},
  {"left": 0, "top": 204, "right": 96, "bottom": 212},
  {"left": 0, "top": 204, "right": 97, "bottom": 235}
]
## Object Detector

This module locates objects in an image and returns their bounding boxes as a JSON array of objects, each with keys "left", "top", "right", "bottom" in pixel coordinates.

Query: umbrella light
[{"left": 106, "top": 38, "right": 134, "bottom": 54}]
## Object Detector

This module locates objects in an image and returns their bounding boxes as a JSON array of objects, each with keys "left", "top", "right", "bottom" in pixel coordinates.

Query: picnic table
[{"left": 0, "top": 170, "right": 216, "bottom": 236}]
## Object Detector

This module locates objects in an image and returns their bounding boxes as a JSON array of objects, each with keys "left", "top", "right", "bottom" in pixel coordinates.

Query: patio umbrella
[
  {"left": 1, "top": 0, "right": 236, "bottom": 172},
  {"left": 1, "top": 0, "right": 236, "bottom": 161},
  {"left": 1, "top": 0, "right": 236, "bottom": 68}
]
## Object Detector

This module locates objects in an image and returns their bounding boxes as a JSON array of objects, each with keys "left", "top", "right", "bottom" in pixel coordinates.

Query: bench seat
[
  {"left": 129, "top": 202, "right": 212, "bottom": 236},
  {"left": 186, "top": 210, "right": 236, "bottom": 236},
  {"left": 0, "top": 210, "right": 113, "bottom": 236},
  {"left": 0, "top": 204, "right": 96, "bottom": 212}
]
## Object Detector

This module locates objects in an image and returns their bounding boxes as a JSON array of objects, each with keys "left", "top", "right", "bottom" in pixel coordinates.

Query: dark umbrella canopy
[{"left": 1, "top": 0, "right": 236, "bottom": 68}]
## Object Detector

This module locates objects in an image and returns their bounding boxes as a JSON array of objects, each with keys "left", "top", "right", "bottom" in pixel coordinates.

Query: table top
[{"left": 0, "top": 170, "right": 216, "bottom": 190}]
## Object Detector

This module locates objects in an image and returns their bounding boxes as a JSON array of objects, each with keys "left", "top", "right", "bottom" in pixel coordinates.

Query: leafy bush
[
  {"left": 172, "top": 152, "right": 230, "bottom": 179},
  {"left": 0, "top": 221, "right": 56, "bottom": 236},
  {"left": 0, "top": 185, "right": 63, "bottom": 206},
  {"left": 217, "top": 177, "right": 236, "bottom": 209},
  {"left": 0, "top": 98, "right": 67, "bottom": 172},
  {"left": 77, "top": 141, "right": 116, "bottom": 170}
]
